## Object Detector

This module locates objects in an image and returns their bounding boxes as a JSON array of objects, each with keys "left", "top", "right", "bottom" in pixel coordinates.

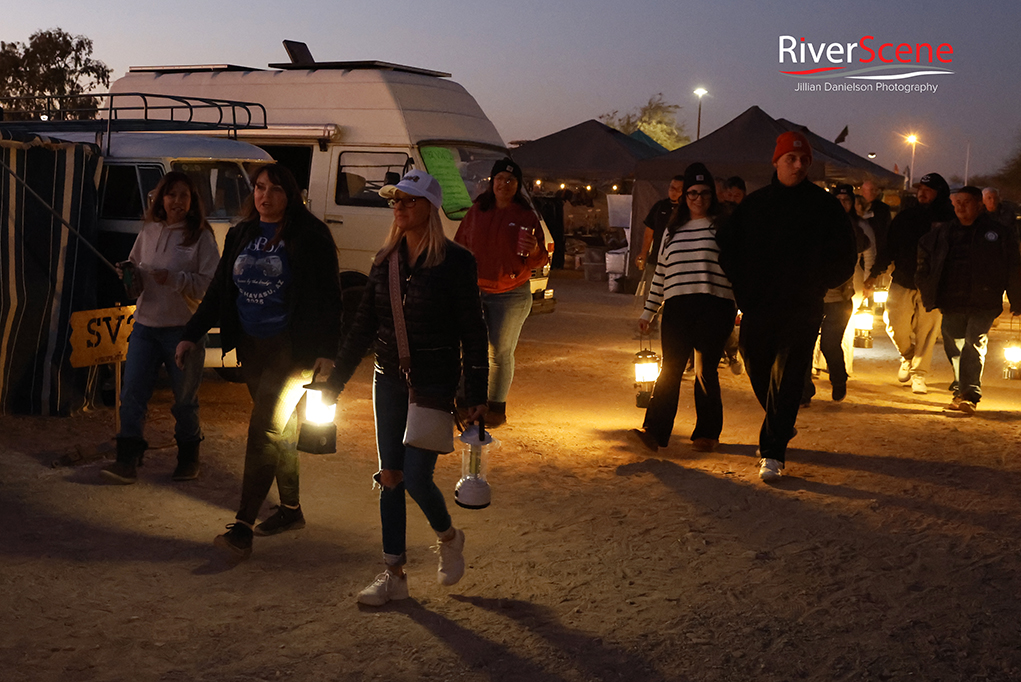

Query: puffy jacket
[
  {"left": 181, "top": 213, "right": 342, "bottom": 366},
  {"left": 871, "top": 198, "right": 953, "bottom": 287},
  {"left": 716, "top": 174, "right": 857, "bottom": 315},
  {"left": 916, "top": 213, "right": 1021, "bottom": 314},
  {"left": 329, "top": 239, "right": 489, "bottom": 406}
]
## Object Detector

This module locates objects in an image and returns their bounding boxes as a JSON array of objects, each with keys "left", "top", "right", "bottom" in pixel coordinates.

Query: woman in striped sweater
[{"left": 631, "top": 163, "right": 736, "bottom": 453}]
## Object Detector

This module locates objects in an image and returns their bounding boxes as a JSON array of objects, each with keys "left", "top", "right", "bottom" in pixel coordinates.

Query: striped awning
[{"left": 1, "top": 130, "right": 102, "bottom": 415}]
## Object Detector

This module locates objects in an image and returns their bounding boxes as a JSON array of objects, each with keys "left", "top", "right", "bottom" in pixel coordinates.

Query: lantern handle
[{"left": 479, "top": 416, "right": 486, "bottom": 442}]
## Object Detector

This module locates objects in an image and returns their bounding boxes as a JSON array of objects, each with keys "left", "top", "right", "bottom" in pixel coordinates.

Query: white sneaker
[
  {"left": 911, "top": 375, "right": 927, "bottom": 394},
  {"left": 758, "top": 458, "right": 784, "bottom": 482},
  {"left": 357, "top": 571, "right": 409, "bottom": 606},
  {"left": 436, "top": 528, "right": 466, "bottom": 586},
  {"left": 897, "top": 359, "right": 911, "bottom": 383}
]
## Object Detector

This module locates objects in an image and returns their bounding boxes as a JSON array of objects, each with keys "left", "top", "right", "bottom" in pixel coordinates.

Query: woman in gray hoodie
[{"left": 101, "top": 171, "right": 219, "bottom": 485}]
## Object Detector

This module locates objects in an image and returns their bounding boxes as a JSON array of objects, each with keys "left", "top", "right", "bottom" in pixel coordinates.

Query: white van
[
  {"left": 0, "top": 105, "right": 272, "bottom": 375},
  {"left": 108, "top": 43, "right": 555, "bottom": 315}
]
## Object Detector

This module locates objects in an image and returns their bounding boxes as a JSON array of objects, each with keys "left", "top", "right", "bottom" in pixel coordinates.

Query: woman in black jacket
[
  {"left": 325, "top": 170, "right": 488, "bottom": 606},
  {"left": 175, "top": 164, "right": 342, "bottom": 560}
]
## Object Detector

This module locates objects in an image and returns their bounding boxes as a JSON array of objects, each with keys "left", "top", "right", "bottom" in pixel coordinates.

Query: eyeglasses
[
  {"left": 686, "top": 190, "right": 713, "bottom": 200},
  {"left": 494, "top": 177, "right": 517, "bottom": 186},
  {"left": 388, "top": 197, "right": 420, "bottom": 208}
]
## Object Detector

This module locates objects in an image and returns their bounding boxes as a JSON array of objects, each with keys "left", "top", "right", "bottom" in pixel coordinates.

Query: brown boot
[
  {"left": 172, "top": 438, "right": 201, "bottom": 481},
  {"left": 101, "top": 437, "right": 147, "bottom": 484}
]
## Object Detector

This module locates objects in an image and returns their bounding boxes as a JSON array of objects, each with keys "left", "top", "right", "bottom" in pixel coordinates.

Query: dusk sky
[{"left": 6, "top": 0, "right": 1019, "bottom": 182}]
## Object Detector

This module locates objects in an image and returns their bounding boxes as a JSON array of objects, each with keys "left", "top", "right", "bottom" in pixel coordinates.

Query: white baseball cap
[{"left": 379, "top": 170, "right": 443, "bottom": 209}]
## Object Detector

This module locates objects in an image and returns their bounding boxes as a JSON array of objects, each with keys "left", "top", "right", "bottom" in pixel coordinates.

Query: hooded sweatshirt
[{"left": 128, "top": 221, "right": 219, "bottom": 327}]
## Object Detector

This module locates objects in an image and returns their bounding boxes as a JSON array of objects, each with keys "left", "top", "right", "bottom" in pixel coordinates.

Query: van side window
[
  {"left": 335, "top": 152, "right": 411, "bottom": 207},
  {"left": 173, "top": 162, "right": 250, "bottom": 220},
  {"left": 100, "top": 164, "right": 163, "bottom": 220}
]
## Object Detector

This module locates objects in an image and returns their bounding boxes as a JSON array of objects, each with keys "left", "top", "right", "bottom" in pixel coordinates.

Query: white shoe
[
  {"left": 911, "top": 375, "right": 927, "bottom": 394},
  {"left": 436, "top": 528, "right": 466, "bottom": 586},
  {"left": 357, "top": 571, "right": 409, "bottom": 606},
  {"left": 758, "top": 458, "right": 784, "bottom": 482},
  {"left": 897, "top": 359, "right": 911, "bottom": 383}
]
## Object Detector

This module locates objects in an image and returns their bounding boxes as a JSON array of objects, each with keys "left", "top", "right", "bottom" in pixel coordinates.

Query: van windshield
[
  {"left": 419, "top": 145, "right": 508, "bottom": 220},
  {"left": 171, "top": 161, "right": 250, "bottom": 221}
]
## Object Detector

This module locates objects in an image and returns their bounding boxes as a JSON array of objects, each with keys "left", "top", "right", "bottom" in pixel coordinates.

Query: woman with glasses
[
  {"left": 325, "top": 170, "right": 488, "bottom": 606},
  {"left": 631, "top": 163, "right": 736, "bottom": 453},
  {"left": 454, "top": 157, "right": 548, "bottom": 427},
  {"left": 176, "top": 163, "right": 342, "bottom": 561}
]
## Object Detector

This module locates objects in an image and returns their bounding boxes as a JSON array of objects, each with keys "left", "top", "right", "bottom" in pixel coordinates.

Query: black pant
[
  {"left": 741, "top": 306, "right": 823, "bottom": 463},
  {"left": 941, "top": 309, "right": 999, "bottom": 403},
  {"left": 643, "top": 294, "right": 736, "bottom": 445},
  {"left": 236, "top": 334, "right": 310, "bottom": 525}
]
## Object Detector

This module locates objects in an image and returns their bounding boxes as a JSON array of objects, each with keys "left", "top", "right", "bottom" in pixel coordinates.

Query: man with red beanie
[{"left": 716, "top": 131, "right": 857, "bottom": 482}]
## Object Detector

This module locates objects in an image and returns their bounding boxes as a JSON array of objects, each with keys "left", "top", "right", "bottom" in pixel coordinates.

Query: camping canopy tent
[
  {"left": 511, "top": 119, "right": 664, "bottom": 183},
  {"left": 0, "top": 130, "right": 102, "bottom": 415},
  {"left": 631, "top": 105, "right": 904, "bottom": 245}
]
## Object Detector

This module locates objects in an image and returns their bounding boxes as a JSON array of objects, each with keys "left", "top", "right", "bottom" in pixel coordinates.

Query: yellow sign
[{"left": 69, "top": 306, "right": 136, "bottom": 368}]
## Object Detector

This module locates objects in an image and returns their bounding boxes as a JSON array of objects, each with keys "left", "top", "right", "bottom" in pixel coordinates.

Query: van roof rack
[
  {"left": 0, "top": 92, "right": 266, "bottom": 132},
  {"left": 0, "top": 92, "right": 267, "bottom": 153},
  {"left": 128, "top": 64, "right": 262, "bottom": 74},
  {"left": 266, "top": 59, "right": 451, "bottom": 78}
]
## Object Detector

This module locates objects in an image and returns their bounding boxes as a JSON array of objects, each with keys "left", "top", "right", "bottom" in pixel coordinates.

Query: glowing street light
[
  {"left": 905, "top": 134, "right": 919, "bottom": 185},
  {"left": 694, "top": 88, "right": 708, "bottom": 140}
]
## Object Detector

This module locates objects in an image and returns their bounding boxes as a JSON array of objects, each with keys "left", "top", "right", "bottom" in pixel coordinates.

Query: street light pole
[
  {"left": 906, "top": 134, "right": 918, "bottom": 185},
  {"left": 693, "top": 88, "right": 707, "bottom": 140}
]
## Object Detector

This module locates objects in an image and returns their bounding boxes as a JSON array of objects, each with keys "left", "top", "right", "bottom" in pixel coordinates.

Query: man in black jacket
[
  {"left": 865, "top": 172, "right": 954, "bottom": 395},
  {"left": 717, "top": 131, "right": 857, "bottom": 482},
  {"left": 861, "top": 180, "right": 892, "bottom": 261},
  {"left": 916, "top": 186, "right": 1021, "bottom": 414}
]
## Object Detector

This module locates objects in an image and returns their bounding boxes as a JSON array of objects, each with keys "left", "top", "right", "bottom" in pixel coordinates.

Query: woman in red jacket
[{"left": 454, "top": 158, "right": 548, "bottom": 426}]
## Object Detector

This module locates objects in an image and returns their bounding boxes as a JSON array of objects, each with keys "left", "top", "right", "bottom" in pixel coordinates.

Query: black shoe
[
  {"left": 629, "top": 428, "right": 660, "bottom": 453},
  {"left": 254, "top": 505, "right": 306, "bottom": 536},
  {"left": 486, "top": 401, "right": 507, "bottom": 427},
  {"left": 172, "top": 439, "right": 201, "bottom": 481},
  {"left": 172, "top": 460, "right": 200, "bottom": 481},
  {"left": 100, "top": 437, "right": 147, "bottom": 484},
  {"left": 948, "top": 380, "right": 959, "bottom": 393},
  {"left": 101, "top": 460, "right": 137, "bottom": 484},
  {"left": 832, "top": 383, "right": 847, "bottom": 401},
  {"left": 214, "top": 523, "right": 253, "bottom": 560}
]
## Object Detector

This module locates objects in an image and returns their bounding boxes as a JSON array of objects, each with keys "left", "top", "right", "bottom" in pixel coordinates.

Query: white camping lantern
[
  {"left": 1004, "top": 342, "right": 1021, "bottom": 380},
  {"left": 455, "top": 421, "right": 496, "bottom": 509},
  {"left": 297, "top": 381, "right": 337, "bottom": 454}
]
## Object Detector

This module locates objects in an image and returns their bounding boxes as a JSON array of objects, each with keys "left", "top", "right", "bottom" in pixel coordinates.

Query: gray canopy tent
[
  {"left": 511, "top": 119, "right": 665, "bottom": 183},
  {"left": 631, "top": 105, "right": 904, "bottom": 248}
]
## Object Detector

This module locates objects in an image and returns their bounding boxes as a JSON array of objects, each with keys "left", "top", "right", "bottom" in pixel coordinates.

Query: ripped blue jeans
[{"left": 373, "top": 371, "right": 453, "bottom": 565}]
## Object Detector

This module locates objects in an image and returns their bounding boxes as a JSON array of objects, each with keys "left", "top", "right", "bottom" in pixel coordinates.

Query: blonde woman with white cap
[{"left": 325, "top": 170, "right": 489, "bottom": 606}]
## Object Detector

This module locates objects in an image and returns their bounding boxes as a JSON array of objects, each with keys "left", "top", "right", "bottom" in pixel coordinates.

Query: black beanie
[
  {"left": 683, "top": 163, "right": 714, "bottom": 192},
  {"left": 491, "top": 157, "right": 523, "bottom": 185}
]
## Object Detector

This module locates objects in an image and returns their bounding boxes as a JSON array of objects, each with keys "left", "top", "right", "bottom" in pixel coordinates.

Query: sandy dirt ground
[{"left": 3, "top": 270, "right": 1021, "bottom": 682}]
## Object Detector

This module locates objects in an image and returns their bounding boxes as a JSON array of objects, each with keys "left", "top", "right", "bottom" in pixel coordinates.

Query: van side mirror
[{"left": 384, "top": 171, "right": 401, "bottom": 186}]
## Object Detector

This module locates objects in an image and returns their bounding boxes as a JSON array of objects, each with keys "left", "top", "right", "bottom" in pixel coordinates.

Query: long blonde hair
[{"left": 374, "top": 206, "right": 447, "bottom": 268}]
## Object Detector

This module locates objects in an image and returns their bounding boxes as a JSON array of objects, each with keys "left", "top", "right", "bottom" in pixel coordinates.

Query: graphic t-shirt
[{"left": 234, "top": 222, "right": 291, "bottom": 338}]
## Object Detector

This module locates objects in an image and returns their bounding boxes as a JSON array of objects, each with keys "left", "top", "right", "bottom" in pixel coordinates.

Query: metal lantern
[
  {"left": 297, "top": 380, "right": 337, "bottom": 454},
  {"left": 872, "top": 285, "right": 889, "bottom": 312},
  {"left": 455, "top": 420, "right": 496, "bottom": 509},
  {"left": 1004, "top": 316, "right": 1021, "bottom": 382},
  {"left": 852, "top": 303, "right": 875, "bottom": 349},
  {"left": 634, "top": 340, "right": 662, "bottom": 408}
]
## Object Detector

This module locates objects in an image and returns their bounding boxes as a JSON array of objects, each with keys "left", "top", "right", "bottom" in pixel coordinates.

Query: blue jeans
[
  {"left": 481, "top": 284, "right": 533, "bottom": 403},
  {"left": 941, "top": 310, "right": 999, "bottom": 403},
  {"left": 373, "top": 371, "right": 452, "bottom": 565},
  {"left": 118, "top": 323, "right": 205, "bottom": 443}
]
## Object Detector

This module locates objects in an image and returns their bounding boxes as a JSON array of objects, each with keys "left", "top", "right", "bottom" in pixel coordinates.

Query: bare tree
[
  {"left": 0, "top": 28, "right": 111, "bottom": 120},
  {"left": 600, "top": 93, "right": 690, "bottom": 150}
]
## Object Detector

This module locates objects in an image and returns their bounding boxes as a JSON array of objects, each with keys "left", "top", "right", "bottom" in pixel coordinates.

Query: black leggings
[{"left": 643, "top": 294, "right": 736, "bottom": 446}]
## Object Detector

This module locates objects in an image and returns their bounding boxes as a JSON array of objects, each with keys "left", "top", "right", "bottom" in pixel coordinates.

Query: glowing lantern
[
  {"left": 297, "top": 380, "right": 337, "bottom": 454},
  {"left": 634, "top": 345, "right": 662, "bottom": 408},
  {"left": 852, "top": 303, "right": 875, "bottom": 349},
  {"left": 1004, "top": 342, "right": 1021, "bottom": 380}
]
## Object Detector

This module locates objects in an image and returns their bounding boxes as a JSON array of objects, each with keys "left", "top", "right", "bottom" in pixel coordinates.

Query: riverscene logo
[{"left": 778, "top": 35, "right": 953, "bottom": 93}]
